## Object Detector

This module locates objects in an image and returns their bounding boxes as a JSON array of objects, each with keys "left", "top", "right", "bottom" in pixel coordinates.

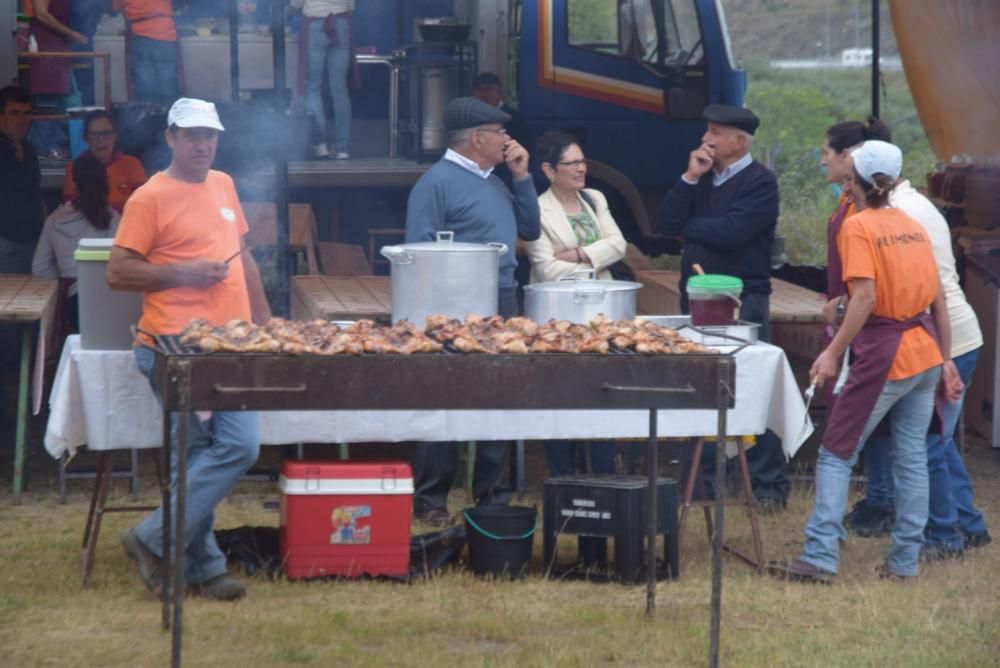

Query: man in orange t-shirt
[
  {"left": 109, "top": 98, "right": 270, "bottom": 602},
  {"left": 770, "top": 141, "right": 962, "bottom": 584},
  {"left": 114, "top": 0, "right": 178, "bottom": 103}
]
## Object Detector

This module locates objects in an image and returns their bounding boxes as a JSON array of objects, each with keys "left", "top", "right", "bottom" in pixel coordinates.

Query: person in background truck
[
  {"left": 292, "top": 0, "right": 355, "bottom": 159},
  {"left": 769, "top": 140, "right": 962, "bottom": 584},
  {"left": 656, "top": 103, "right": 788, "bottom": 513},
  {"left": 0, "top": 87, "right": 44, "bottom": 274},
  {"left": 108, "top": 98, "right": 271, "bottom": 601},
  {"left": 114, "top": 0, "right": 180, "bottom": 104},
  {"left": 62, "top": 110, "right": 147, "bottom": 213},
  {"left": 405, "top": 96, "right": 541, "bottom": 525},
  {"left": 471, "top": 72, "right": 532, "bottom": 190}
]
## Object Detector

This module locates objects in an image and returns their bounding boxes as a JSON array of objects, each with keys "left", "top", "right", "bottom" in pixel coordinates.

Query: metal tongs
[{"left": 796, "top": 376, "right": 818, "bottom": 444}]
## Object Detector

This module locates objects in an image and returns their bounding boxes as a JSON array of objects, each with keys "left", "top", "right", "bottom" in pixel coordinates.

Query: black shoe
[
  {"left": 875, "top": 563, "right": 916, "bottom": 583},
  {"left": 919, "top": 543, "right": 965, "bottom": 563},
  {"left": 755, "top": 495, "right": 787, "bottom": 515},
  {"left": 189, "top": 574, "right": 246, "bottom": 601},
  {"left": 414, "top": 507, "right": 453, "bottom": 527},
  {"left": 844, "top": 500, "right": 893, "bottom": 538},
  {"left": 767, "top": 558, "right": 834, "bottom": 585},
  {"left": 964, "top": 530, "right": 992, "bottom": 550},
  {"left": 121, "top": 528, "right": 162, "bottom": 594}
]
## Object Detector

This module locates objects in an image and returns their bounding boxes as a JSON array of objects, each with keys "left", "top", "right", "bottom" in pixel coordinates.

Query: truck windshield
[{"left": 567, "top": 0, "right": 703, "bottom": 67}]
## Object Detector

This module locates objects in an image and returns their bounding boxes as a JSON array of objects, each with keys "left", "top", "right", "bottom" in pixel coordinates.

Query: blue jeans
[
  {"left": 130, "top": 35, "right": 179, "bottom": 105},
  {"left": 801, "top": 366, "right": 940, "bottom": 577},
  {"left": 862, "top": 349, "right": 988, "bottom": 546},
  {"left": 132, "top": 347, "right": 260, "bottom": 584},
  {"left": 544, "top": 441, "right": 615, "bottom": 477},
  {"left": 925, "top": 348, "right": 987, "bottom": 548},
  {"left": 305, "top": 17, "right": 351, "bottom": 152}
]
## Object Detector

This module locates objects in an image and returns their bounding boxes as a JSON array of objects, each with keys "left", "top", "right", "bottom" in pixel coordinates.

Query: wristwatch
[{"left": 835, "top": 297, "right": 847, "bottom": 320}]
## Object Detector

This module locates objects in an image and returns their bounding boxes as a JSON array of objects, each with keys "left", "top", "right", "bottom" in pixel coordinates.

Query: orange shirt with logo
[
  {"left": 114, "top": 170, "right": 251, "bottom": 336},
  {"left": 113, "top": 0, "right": 177, "bottom": 41},
  {"left": 838, "top": 207, "right": 943, "bottom": 380},
  {"left": 63, "top": 153, "right": 147, "bottom": 213}
]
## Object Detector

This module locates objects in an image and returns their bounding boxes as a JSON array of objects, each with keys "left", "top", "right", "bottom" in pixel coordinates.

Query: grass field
[{"left": 2, "top": 439, "right": 999, "bottom": 667}]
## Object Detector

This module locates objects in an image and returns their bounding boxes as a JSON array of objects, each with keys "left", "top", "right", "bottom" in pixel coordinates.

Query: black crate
[{"left": 543, "top": 475, "right": 679, "bottom": 583}]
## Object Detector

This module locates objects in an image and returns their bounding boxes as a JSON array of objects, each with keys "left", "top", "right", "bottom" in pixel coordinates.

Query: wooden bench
[{"left": 291, "top": 275, "right": 391, "bottom": 322}]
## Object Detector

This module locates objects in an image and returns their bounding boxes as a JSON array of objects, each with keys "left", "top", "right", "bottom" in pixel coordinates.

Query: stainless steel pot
[
  {"left": 523, "top": 271, "right": 642, "bottom": 323},
  {"left": 380, "top": 231, "right": 508, "bottom": 325}
]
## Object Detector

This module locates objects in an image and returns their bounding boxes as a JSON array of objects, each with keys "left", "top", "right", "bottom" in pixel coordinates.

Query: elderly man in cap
[
  {"left": 657, "top": 103, "right": 789, "bottom": 512},
  {"left": 405, "top": 96, "right": 541, "bottom": 524},
  {"left": 108, "top": 98, "right": 271, "bottom": 601}
]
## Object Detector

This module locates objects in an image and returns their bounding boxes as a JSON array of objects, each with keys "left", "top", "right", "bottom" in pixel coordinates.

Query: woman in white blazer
[
  {"left": 529, "top": 131, "right": 625, "bottom": 477},
  {"left": 527, "top": 131, "right": 627, "bottom": 285}
]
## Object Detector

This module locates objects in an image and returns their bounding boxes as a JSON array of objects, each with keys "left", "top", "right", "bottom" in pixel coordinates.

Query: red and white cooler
[{"left": 279, "top": 461, "right": 413, "bottom": 579}]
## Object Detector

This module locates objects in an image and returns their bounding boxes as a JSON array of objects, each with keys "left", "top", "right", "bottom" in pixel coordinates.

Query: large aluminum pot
[
  {"left": 524, "top": 270, "right": 641, "bottom": 323},
  {"left": 380, "top": 231, "right": 508, "bottom": 325}
]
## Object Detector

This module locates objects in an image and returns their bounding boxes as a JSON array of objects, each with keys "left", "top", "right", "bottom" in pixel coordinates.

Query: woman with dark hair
[
  {"left": 62, "top": 110, "right": 146, "bottom": 212},
  {"left": 527, "top": 130, "right": 626, "bottom": 283},
  {"left": 528, "top": 130, "right": 626, "bottom": 478},
  {"left": 818, "top": 117, "right": 897, "bottom": 535},
  {"left": 34, "top": 153, "right": 120, "bottom": 325},
  {"left": 770, "top": 141, "right": 961, "bottom": 583}
]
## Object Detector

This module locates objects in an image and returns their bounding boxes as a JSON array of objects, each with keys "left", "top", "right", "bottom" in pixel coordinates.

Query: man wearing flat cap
[
  {"left": 405, "top": 96, "right": 541, "bottom": 525},
  {"left": 657, "top": 103, "right": 789, "bottom": 512}
]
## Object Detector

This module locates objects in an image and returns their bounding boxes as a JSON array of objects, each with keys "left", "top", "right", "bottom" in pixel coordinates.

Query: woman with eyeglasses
[
  {"left": 62, "top": 110, "right": 146, "bottom": 213},
  {"left": 528, "top": 130, "right": 626, "bottom": 478},
  {"left": 526, "top": 130, "right": 626, "bottom": 284}
]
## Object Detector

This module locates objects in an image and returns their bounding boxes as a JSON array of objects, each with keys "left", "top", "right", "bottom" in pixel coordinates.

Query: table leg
[
  {"left": 12, "top": 323, "right": 33, "bottom": 504},
  {"left": 80, "top": 452, "right": 112, "bottom": 586}
]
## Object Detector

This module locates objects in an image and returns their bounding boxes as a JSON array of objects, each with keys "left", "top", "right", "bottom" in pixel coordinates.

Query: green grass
[{"left": 3, "top": 440, "right": 999, "bottom": 667}]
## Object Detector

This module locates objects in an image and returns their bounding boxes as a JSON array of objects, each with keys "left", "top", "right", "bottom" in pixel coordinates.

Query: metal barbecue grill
[{"left": 146, "top": 329, "right": 743, "bottom": 667}]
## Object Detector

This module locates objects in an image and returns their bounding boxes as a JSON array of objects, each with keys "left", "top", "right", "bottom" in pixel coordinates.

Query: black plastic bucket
[{"left": 463, "top": 505, "right": 536, "bottom": 578}]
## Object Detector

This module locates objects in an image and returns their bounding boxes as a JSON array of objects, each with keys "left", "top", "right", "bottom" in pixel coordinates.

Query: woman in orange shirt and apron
[{"left": 771, "top": 141, "right": 962, "bottom": 583}]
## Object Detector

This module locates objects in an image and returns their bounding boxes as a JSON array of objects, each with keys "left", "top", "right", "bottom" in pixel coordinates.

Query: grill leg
[
  {"left": 160, "top": 411, "right": 171, "bottom": 631},
  {"left": 171, "top": 362, "right": 192, "bottom": 668},
  {"left": 709, "top": 366, "right": 732, "bottom": 668},
  {"left": 645, "top": 409, "right": 658, "bottom": 617}
]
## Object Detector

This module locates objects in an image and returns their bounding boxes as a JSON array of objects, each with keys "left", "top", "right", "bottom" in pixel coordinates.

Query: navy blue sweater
[
  {"left": 657, "top": 160, "right": 778, "bottom": 305},
  {"left": 405, "top": 159, "right": 541, "bottom": 289},
  {"left": 0, "top": 134, "right": 44, "bottom": 245}
]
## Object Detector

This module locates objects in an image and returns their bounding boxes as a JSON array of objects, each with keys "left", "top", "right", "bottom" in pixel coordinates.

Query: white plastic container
[{"left": 74, "top": 238, "right": 142, "bottom": 350}]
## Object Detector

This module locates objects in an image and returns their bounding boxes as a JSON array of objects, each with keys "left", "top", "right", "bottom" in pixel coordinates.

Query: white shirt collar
[
  {"left": 712, "top": 152, "right": 753, "bottom": 187},
  {"left": 444, "top": 148, "right": 494, "bottom": 179}
]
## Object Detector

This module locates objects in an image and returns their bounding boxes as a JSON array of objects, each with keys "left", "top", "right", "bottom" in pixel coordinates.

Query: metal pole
[
  {"left": 171, "top": 361, "right": 192, "bottom": 668},
  {"left": 160, "top": 407, "right": 172, "bottom": 630},
  {"left": 708, "top": 360, "right": 731, "bottom": 668},
  {"left": 645, "top": 409, "right": 658, "bottom": 616},
  {"left": 871, "top": 0, "right": 880, "bottom": 119},
  {"left": 272, "top": 0, "right": 290, "bottom": 316},
  {"left": 229, "top": 0, "right": 240, "bottom": 102}
]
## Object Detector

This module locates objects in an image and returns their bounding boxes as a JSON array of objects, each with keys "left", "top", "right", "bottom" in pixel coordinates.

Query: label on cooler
[{"left": 331, "top": 505, "right": 372, "bottom": 544}]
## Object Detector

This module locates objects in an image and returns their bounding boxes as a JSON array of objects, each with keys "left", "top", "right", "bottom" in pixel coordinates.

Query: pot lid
[
  {"left": 686, "top": 274, "right": 743, "bottom": 293},
  {"left": 382, "top": 230, "right": 507, "bottom": 254},
  {"left": 525, "top": 277, "right": 642, "bottom": 293}
]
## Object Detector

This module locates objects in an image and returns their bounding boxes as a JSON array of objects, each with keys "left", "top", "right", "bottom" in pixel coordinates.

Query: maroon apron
[
  {"left": 29, "top": 0, "right": 72, "bottom": 96},
  {"left": 822, "top": 312, "right": 941, "bottom": 459},
  {"left": 821, "top": 194, "right": 856, "bottom": 411}
]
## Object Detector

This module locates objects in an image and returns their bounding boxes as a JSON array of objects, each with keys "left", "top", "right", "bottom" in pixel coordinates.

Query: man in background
[
  {"left": 114, "top": 0, "right": 179, "bottom": 104},
  {"left": 0, "top": 87, "right": 44, "bottom": 274},
  {"left": 657, "top": 103, "right": 789, "bottom": 512}
]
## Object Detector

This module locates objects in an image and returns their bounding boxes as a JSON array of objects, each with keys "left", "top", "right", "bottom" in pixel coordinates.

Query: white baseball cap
[
  {"left": 851, "top": 140, "right": 902, "bottom": 184},
  {"left": 167, "top": 98, "right": 225, "bottom": 131}
]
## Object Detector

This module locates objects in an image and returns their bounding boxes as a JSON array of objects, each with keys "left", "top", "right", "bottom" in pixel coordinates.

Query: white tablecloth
[{"left": 44, "top": 335, "right": 812, "bottom": 459}]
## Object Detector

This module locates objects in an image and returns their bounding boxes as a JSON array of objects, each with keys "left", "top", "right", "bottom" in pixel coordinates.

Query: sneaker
[
  {"left": 844, "top": 499, "right": 893, "bottom": 538},
  {"left": 755, "top": 496, "right": 787, "bottom": 515},
  {"left": 334, "top": 151, "right": 350, "bottom": 160},
  {"left": 875, "top": 563, "right": 916, "bottom": 583},
  {"left": 188, "top": 574, "right": 246, "bottom": 601},
  {"left": 414, "top": 507, "right": 453, "bottom": 527},
  {"left": 767, "top": 558, "right": 835, "bottom": 585},
  {"left": 919, "top": 543, "right": 964, "bottom": 563},
  {"left": 121, "top": 528, "right": 162, "bottom": 594},
  {"left": 964, "top": 530, "right": 992, "bottom": 550},
  {"left": 313, "top": 142, "right": 331, "bottom": 159}
]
